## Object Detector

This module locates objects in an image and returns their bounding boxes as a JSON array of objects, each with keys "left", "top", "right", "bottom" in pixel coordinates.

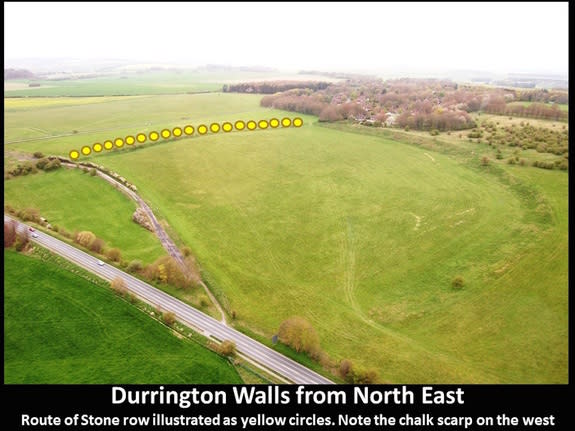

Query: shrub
[
  {"left": 278, "top": 316, "right": 321, "bottom": 358},
  {"left": 110, "top": 277, "right": 128, "bottom": 296},
  {"left": 35, "top": 158, "right": 49, "bottom": 170},
  {"left": 339, "top": 359, "right": 354, "bottom": 382},
  {"left": 4, "top": 221, "right": 17, "bottom": 248},
  {"left": 452, "top": 276, "right": 465, "bottom": 290},
  {"left": 352, "top": 368, "right": 379, "bottom": 384},
  {"left": 127, "top": 260, "right": 143, "bottom": 273},
  {"left": 14, "top": 230, "right": 30, "bottom": 252},
  {"left": 106, "top": 248, "right": 122, "bottom": 262},
  {"left": 90, "top": 237, "right": 106, "bottom": 254},
  {"left": 162, "top": 311, "right": 176, "bottom": 327},
  {"left": 75, "top": 231, "right": 96, "bottom": 248},
  {"left": 33, "top": 151, "right": 45, "bottom": 159},
  {"left": 19, "top": 207, "right": 41, "bottom": 223},
  {"left": 44, "top": 159, "right": 61, "bottom": 171},
  {"left": 481, "top": 156, "right": 490, "bottom": 166},
  {"left": 218, "top": 340, "right": 237, "bottom": 357}
]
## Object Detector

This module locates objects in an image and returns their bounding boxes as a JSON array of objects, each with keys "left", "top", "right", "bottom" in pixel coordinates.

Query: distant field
[
  {"left": 4, "top": 250, "right": 242, "bottom": 383},
  {"left": 507, "top": 101, "right": 568, "bottom": 112},
  {"left": 3, "top": 70, "right": 337, "bottom": 97},
  {"left": 4, "top": 93, "right": 272, "bottom": 152},
  {"left": 472, "top": 112, "right": 568, "bottom": 131},
  {"left": 4, "top": 169, "right": 166, "bottom": 264},
  {"left": 4, "top": 92, "right": 567, "bottom": 383}
]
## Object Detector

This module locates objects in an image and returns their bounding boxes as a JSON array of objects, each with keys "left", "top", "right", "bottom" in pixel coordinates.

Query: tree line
[{"left": 223, "top": 80, "right": 330, "bottom": 94}]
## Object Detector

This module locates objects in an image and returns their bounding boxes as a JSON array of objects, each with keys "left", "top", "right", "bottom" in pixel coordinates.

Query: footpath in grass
[{"left": 3, "top": 249, "right": 242, "bottom": 384}]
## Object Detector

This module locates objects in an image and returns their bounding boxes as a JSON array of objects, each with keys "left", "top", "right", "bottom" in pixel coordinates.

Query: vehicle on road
[
  {"left": 28, "top": 227, "right": 35, "bottom": 232},
  {"left": 31, "top": 233, "right": 39, "bottom": 238},
  {"left": 97, "top": 260, "right": 105, "bottom": 266}
]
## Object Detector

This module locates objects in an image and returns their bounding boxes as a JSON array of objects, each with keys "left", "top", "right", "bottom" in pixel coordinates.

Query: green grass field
[
  {"left": 3, "top": 70, "right": 335, "bottom": 97},
  {"left": 4, "top": 93, "right": 271, "bottom": 153},
  {"left": 3, "top": 249, "right": 242, "bottom": 383},
  {"left": 98, "top": 120, "right": 566, "bottom": 383},
  {"left": 4, "top": 91, "right": 567, "bottom": 383},
  {"left": 4, "top": 169, "right": 166, "bottom": 264}
]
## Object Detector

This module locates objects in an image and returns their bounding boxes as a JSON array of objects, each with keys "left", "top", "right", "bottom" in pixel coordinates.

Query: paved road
[
  {"left": 62, "top": 162, "right": 228, "bottom": 324},
  {"left": 5, "top": 215, "right": 333, "bottom": 385}
]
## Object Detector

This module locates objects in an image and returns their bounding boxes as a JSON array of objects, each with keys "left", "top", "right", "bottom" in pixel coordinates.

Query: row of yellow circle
[{"left": 69, "top": 117, "right": 303, "bottom": 160}]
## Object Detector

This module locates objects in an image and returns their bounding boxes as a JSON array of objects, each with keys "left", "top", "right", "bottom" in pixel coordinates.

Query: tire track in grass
[{"left": 337, "top": 208, "right": 500, "bottom": 381}]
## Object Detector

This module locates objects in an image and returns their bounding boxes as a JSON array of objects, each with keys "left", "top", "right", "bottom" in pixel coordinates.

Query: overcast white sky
[{"left": 4, "top": 2, "right": 569, "bottom": 75}]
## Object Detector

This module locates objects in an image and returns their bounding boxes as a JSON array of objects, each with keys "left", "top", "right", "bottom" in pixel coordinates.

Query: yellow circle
[
  {"left": 81, "top": 146, "right": 92, "bottom": 155},
  {"left": 69, "top": 150, "right": 80, "bottom": 160},
  {"left": 281, "top": 118, "right": 292, "bottom": 127},
  {"left": 222, "top": 122, "right": 233, "bottom": 132},
  {"left": 210, "top": 123, "right": 220, "bottom": 133},
  {"left": 198, "top": 125, "right": 208, "bottom": 135},
  {"left": 270, "top": 118, "right": 280, "bottom": 128},
  {"left": 137, "top": 133, "right": 147, "bottom": 143},
  {"left": 184, "top": 125, "right": 194, "bottom": 135},
  {"left": 93, "top": 143, "right": 103, "bottom": 152},
  {"left": 293, "top": 117, "right": 303, "bottom": 127},
  {"left": 173, "top": 127, "right": 183, "bottom": 137},
  {"left": 114, "top": 138, "right": 124, "bottom": 148},
  {"left": 258, "top": 120, "right": 269, "bottom": 129},
  {"left": 149, "top": 131, "right": 159, "bottom": 141},
  {"left": 104, "top": 140, "right": 114, "bottom": 150},
  {"left": 161, "top": 129, "right": 171, "bottom": 139},
  {"left": 247, "top": 120, "right": 257, "bottom": 130},
  {"left": 234, "top": 120, "right": 245, "bottom": 131},
  {"left": 125, "top": 136, "right": 135, "bottom": 145}
]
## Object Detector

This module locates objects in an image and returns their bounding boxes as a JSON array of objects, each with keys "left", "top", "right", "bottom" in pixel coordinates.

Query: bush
[
  {"left": 339, "top": 359, "right": 354, "bottom": 382},
  {"left": 218, "top": 340, "right": 237, "bottom": 357},
  {"left": 44, "top": 159, "right": 61, "bottom": 171},
  {"left": 35, "top": 158, "right": 49, "bottom": 170},
  {"left": 106, "top": 248, "right": 122, "bottom": 262},
  {"left": 110, "top": 277, "right": 128, "bottom": 296},
  {"left": 4, "top": 221, "right": 17, "bottom": 248},
  {"left": 352, "top": 368, "right": 379, "bottom": 384},
  {"left": 33, "top": 151, "right": 45, "bottom": 159},
  {"left": 278, "top": 316, "right": 321, "bottom": 358},
  {"left": 481, "top": 156, "right": 490, "bottom": 166},
  {"left": 162, "top": 311, "right": 176, "bottom": 327},
  {"left": 90, "top": 237, "right": 106, "bottom": 254},
  {"left": 14, "top": 231, "right": 30, "bottom": 252},
  {"left": 19, "top": 207, "right": 41, "bottom": 223},
  {"left": 75, "top": 231, "right": 96, "bottom": 248},
  {"left": 452, "top": 276, "right": 465, "bottom": 290},
  {"left": 127, "top": 260, "right": 143, "bottom": 273}
]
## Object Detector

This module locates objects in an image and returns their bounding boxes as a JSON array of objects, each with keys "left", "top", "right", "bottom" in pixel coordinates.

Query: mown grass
[
  {"left": 4, "top": 92, "right": 567, "bottom": 383},
  {"left": 3, "top": 249, "right": 242, "bottom": 383},
  {"left": 3, "top": 168, "right": 165, "bottom": 264}
]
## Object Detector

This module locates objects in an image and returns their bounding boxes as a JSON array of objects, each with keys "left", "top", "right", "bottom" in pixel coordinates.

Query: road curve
[
  {"left": 4, "top": 215, "right": 333, "bottom": 385},
  {"left": 62, "top": 162, "right": 228, "bottom": 324}
]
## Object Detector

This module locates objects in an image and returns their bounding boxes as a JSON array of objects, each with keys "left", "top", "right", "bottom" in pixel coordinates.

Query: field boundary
[{"left": 55, "top": 158, "right": 229, "bottom": 325}]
